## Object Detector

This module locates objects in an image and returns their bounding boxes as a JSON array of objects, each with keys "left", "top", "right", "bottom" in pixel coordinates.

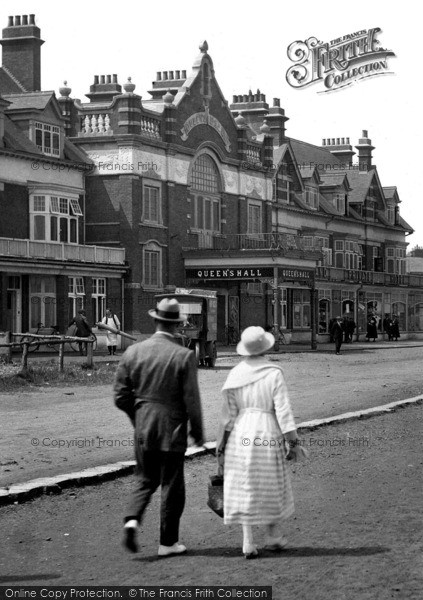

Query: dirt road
[
  {"left": 0, "top": 403, "right": 422, "bottom": 599},
  {"left": 1, "top": 344, "right": 423, "bottom": 487}
]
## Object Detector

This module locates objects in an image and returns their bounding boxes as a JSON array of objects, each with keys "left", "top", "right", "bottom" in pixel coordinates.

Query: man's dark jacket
[
  {"left": 68, "top": 314, "right": 92, "bottom": 337},
  {"left": 113, "top": 333, "right": 204, "bottom": 453}
]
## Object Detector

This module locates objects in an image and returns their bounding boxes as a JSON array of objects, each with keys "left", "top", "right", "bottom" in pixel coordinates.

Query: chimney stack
[
  {"left": 323, "top": 136, "right": 356, "bottom": 166},
  {"left": 355, "top": 130, "right": 375, "bottom": 171},
  {"left": 0, "top": 14, "right": 44, "bottom": 91}
]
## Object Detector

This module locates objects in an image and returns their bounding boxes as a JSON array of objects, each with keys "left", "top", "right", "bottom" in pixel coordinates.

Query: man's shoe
[
  {"left": 123, "top": 521, "right": 139, "bottom": 553},
  {"left": 158, "top": 542, "right": 187, "bottom": 557}
]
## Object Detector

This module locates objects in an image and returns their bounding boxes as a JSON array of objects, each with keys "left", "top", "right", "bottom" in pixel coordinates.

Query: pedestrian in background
[
  {"left": 68, "top": 309, "right": 93, "bottom": 356},
  {"left": 383, "top": 314, "right": 393, "bottom": 340},
  {"left": 366, "top": 315, "right": 378, "bottom": 341},
  {"left": 330, "top": 316, "right": 345, "bottom": 355},
  {"left": 391, "top": 315, "right": 400, "bottom": 341},
  {"left": 344, "top": 317, "right": 356, "bottom": 343},
  {"left": 216, "top": 326, "right": 306, "bottom": 559},
  {"left": 101, "top": 307, "right": 120, "bottom": 355},
  {"left": 114, "top": 298, "right": 204, "bottom": 557}
]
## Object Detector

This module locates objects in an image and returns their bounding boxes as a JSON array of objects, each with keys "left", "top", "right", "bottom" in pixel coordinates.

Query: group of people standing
[
  {"left": 329, "top": 313, "right": 401, "bottom": 352},
  {"left": 113, "top": 298, "right": 306, "bottom": 559},
  {"left": 68, "top": 307, "right": 121, "bottom": 356}
]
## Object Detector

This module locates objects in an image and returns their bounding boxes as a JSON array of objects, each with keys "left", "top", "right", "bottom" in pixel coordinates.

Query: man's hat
[{"left": 148, "top": 298, "right": 185, "bottom": 323}]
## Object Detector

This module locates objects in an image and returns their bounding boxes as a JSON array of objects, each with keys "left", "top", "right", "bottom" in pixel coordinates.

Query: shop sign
[
  {"left": 279, "top": 268, "right": 314, "bottom": 283},
  {"left": 186, "top": 267, "right": 273, "bottom": 280}
]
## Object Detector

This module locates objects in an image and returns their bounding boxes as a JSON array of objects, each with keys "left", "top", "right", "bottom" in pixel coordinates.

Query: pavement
[
  {"left": 1, "top": 338, "right": 423, "bottom": 504},
  {"left": 0, "top": 401, "right": 422, "bottom": 597},
  {"left": 9, "top": 336, "right": 423, "bottom": 364}
]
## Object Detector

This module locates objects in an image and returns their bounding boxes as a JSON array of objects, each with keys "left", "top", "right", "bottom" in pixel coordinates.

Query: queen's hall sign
[{"left": 186, "top": 267, "right": 274, "bottom": 280}]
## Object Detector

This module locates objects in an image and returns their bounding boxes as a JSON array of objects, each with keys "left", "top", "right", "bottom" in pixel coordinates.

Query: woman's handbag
[{"left": 207, "top": 474, "right": 224, "bottom": 518}]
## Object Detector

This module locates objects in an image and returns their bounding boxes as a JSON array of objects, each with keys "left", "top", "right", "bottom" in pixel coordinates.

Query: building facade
[
  {"left": 0, "top": 16, "right": 126, "bottom": 344},
  {"left": 1, "top": 14, "right": 423, "bottom": 345}
]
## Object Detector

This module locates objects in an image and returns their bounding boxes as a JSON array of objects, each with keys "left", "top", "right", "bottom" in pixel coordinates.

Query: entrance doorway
[{"left": 6, "top": 275, "right": 22, "bottom": 332}]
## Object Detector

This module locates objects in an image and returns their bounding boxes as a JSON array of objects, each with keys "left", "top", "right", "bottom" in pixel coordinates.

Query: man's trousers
[{"left": 126, "top": 447, "right": 185, "bottom": 546}]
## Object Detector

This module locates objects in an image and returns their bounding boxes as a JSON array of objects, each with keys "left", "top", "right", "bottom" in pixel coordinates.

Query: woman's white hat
[{"left": 236, "top": 326, "right": 275, "bottom": 356}]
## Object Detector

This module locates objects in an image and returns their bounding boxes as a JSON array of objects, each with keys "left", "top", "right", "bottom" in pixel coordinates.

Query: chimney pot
[
  {"left": 362, "top": 130, "right": 368, "bottom": 137},
  {"left": 336, "top": 138, "right": 340, "bottom": 145},
  {"left": 176, "top": 70, "right": 180, "bottom": 79},
  {"left": 331, "top": 138, "right": 335, "bottom": 145},
  {"left": 100, "top": 75, "right": 105, "bottom": 84},
  {"left": 106, "top": 75, "right": 111, "bottom": 83},
  {"left": 163, "top": 71, "right": 168, "bottom": 80},
  {"left": 341, "top": 137, "right": 345, "bottom": 144},
  {"left": 113, "top": 74, "right": 118, "bottom": 83},
  {"left": 243, "top": 94, "right": 248, "bottom": 102},
  {"left": 322, "top": 139, "right": 326, "bottom": 146},
  {"left": 233, "top": 95, "right": 237, "bottom": 103},
  {"left": 7, "top": 16, "right": 13, "bottom": 26},
  {"left": 346, "top": 137, "right": 350, "bottom": 144},
  {"left": 169, "top": 71, "right": 174, "bottom": 79},
  {"left": 157, "top": 72, "right": 162, "bottom": 81},
  {"left": 94, "top": 75, "right": 99, "bottom": 85},
  {"left": 15, "top": 15, "right": 21, "bottom": 26},
  {"left": 22, "top": 15, "right": 28, "bottom": 25},
  {"left": 29, "top": 14, "right": 35, "bottom": 24},
  {"left": 273, "top": 98, "right": 280, "bottom": 107},
  {"left": 261, "top": 94, "right": 266, "bottom": 101},
  {"left": 182, "top": 70, "right": 187, "bottom": 78}
]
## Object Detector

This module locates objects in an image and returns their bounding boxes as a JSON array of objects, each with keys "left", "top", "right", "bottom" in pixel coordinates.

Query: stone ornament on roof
[
  {"left": 260, "top": 119, "right": 270, "bottom": 134},
  {"left": 235, "top": 112, "right": 246, "bottom": 127},
  {"left": 163, "top": 89, "right": 174, "bottom": 106},
  {"left": 123, "top": 77, "right": 136, "bottom": 94},
  {"left": 199, "top": 41, "right": 209, "bottom": 53},
  {"left": 59, "top": 80, "right": 71, "bottom": 98}
]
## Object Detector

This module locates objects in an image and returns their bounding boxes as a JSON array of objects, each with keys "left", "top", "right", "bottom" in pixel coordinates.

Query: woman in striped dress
[{"left": 217, "top": 326, "right": 306, "bottom": 559}]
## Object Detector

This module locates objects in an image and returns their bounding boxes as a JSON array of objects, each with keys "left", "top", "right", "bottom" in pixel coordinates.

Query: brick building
[
  {"left": 2, "top": 14, "right": 423, "bottom": 345},
  {"left": 0, "top": 15, "right": 126, "bottom": 344}
]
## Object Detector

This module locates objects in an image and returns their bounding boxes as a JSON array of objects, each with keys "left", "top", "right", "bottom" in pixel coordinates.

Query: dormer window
[
  {"left": 305, "top": 186, "right": 318, "bottom": 209},
  {"left": 35, "top": 122, "right": 60, "bottom": 156},
  {"left": 387, "top": 204, "right": 395, "bottom": 224}
]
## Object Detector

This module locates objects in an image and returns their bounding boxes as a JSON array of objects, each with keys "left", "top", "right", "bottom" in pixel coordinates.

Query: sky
[{"left": 1, "top": 0, "right": 421, "bottom": 249}]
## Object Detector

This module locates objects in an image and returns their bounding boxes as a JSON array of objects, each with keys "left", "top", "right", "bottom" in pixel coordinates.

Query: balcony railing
[
  {"left": 184, "top": 232, "right": 323, "bottom": 253},
  {"left": 0, "top": 238, "right": 125, "bottom": 265},
  {"left": 316, "top": 266, "right": 423, "bottom": 288}
]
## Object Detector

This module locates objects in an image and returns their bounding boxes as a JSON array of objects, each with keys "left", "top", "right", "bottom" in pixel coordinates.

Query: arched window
[
  {"left": 189, "top": 154, "right": 221, "bottom": 233},
  {"left": 142, "top": 241, "right": 163, "bottom": 289}
]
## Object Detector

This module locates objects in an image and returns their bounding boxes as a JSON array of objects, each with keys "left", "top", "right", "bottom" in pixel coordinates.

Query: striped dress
[{"left": 220, "top": 357, "right": 296, "bottom": 525}]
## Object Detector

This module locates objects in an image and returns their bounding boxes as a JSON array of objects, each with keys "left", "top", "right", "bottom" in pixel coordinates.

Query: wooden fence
[{"left": 0, "top": 332, "right": 96, "bottom": 371}]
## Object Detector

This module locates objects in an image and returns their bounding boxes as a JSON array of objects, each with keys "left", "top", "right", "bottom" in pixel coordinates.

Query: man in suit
[
  {"left": 114, "top": 298, "right": 204, "bottom": 557},
  {"left": 330, "top": 316, "right": 345, "bottom": 355}
]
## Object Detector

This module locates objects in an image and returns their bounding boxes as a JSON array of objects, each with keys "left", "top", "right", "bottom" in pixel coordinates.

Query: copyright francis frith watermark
[{"left": 286, "top": 27, "right": 396, "bottom": 93}]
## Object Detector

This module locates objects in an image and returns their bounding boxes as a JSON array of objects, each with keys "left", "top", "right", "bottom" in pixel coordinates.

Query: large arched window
[{"left": 189, "top": 154, "right": 221, "bottom": 233}]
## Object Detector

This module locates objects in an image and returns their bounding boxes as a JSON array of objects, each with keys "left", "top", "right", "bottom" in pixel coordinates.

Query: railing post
[
  {"left": 86, "top": 340, "right": 93, "bottom": 368},
  {"left": 58, "top": 337, "right": 65, "bottom": 372},
  {"left": 5, "top": 331, "right": 12, "bottom": 363},
  {"left": 21, "top": 341, "right": 29, "bottom": 370}
]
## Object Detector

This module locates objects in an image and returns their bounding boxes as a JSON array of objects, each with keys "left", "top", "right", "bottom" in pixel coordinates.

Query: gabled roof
[
  {"left": 399, "top": 216, "right": 413, "bottom": 233},
  {"left": 318, "top": 193, "right": 343, "bottom": 216},
  {"left": 288, "top": 137, "right": 344, "bottom": 169},
  {"left": 3, "top": 114, "right": 42, "bottom": 154},
  {"left": 319, "top": 172, "right": 351, "bottom": 190},
  {"left": 3, "top": 91, "right": 56, "bottom": 111},
  {"left": 63, "top": 139, "right": 93, "bottom": 165},
  {"left": 345, "top": 168, "right": 385, "bottom": 206}
]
